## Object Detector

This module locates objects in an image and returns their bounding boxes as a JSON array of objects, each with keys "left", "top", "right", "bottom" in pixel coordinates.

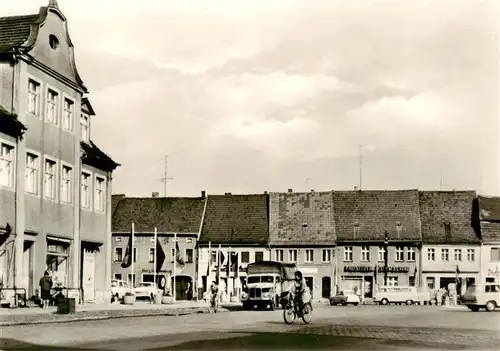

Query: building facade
[
  {"left": 197, "top": 194, "right": 270, "bottom": 302},
  {"left": 0, "top": 1, "right": 118, "bottom": 304},
  {"left": 477, "top": 196, "right": 500, "bottom": 284},
  {"left": 111, "top": 194, "right": 206, "bottom": 300},
  {"left": 268, "top": 190, "right": 336, "bottom": 300},
  {"left": 419, "top": 191, "right": 481, "bottom": 294},
  {"left": 333, "top": 190, "right": 422, "bottom": 299}
]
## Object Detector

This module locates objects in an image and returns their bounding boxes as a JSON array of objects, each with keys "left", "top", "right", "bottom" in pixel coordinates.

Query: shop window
[
  {"left": 426, "top": 277, "right": 435, "bottom": 290},
  {"left": 387, "top": 277, "right": 398, "bottom": 287},
  {"left": 46, "top": 239, "right": 69, "bottom": 288},
  {"left": 255, "top": 251, "right": 264, "bottom": 262},
  {"left": 409, "top": 276, "right": 415, "bottom": 287},
  {"left": 486, "top": 277, "right": 495, "bottom": 283},
  {"left": 142, "top": 274, "right": 155, "bottom": 283},
  {"left": 114, "top": 274, "right": 122, "bottom": 281}
]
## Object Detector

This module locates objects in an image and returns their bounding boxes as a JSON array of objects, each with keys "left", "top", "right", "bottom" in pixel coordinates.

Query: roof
[
  {"left": 81, "top": 141, "right": 120, "bottom": 172},
  {"left": 112, "top": 197, "right": 206, "bottom": 234},
  {"left": 199, "top": 194, "right": 269, "bottom": 245},
  {"left": 478, "top": 196, "right": 500, "bottom": 222},
  {"left": 268, "top": 191, "right": 336, "bottom": 246},
  {"left": 0, "top": 104, "right": 26, "bottom": 137},
  {"left": 480, "top": 222, "right": 500, "bottom": 243},
  {"left": 0, "top": 14, "right": 38, "bottom": 52},
  {"left": 419, "top": 191, "right": 480, "bottom": 244},
  {"left": 333, "top": 190, "right": 422, "bottom": 242},
  {"left": 111, "top": 194, "right": 126, "bottom": 217}
]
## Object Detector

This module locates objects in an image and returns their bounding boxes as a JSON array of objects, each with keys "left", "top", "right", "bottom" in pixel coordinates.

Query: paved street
[{"left": 1, "top": 305, "right": 499, "bottom": 350}]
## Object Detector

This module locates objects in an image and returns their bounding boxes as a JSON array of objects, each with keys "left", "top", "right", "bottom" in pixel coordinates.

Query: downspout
[{"left": 11, "top": 53, "right": 18, "bottom": 301}]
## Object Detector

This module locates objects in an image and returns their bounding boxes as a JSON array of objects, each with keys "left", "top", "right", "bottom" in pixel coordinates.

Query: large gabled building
[
  {"left": 0, "top": 0, "right": 118, "bottom": 304},
  {"left": 477, "top": 196, "right": 500, "bottom": 284}
]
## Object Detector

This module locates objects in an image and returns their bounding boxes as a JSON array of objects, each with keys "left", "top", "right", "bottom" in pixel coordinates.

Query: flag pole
[
  {"left": 154, "top": 227, "right": 157, "bottom": 286},
  {"left": 173, "top": 232, "right": 177, "bottom": 302},
  {"left": 131, "top": 222, "right": 135, "bottom": 290}
]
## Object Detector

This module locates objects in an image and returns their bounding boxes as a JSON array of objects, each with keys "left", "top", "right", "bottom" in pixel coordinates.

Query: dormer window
[
  {"left": 49, "top": 35, "right": 59, "bottom": 50},
  {"left": 80, "top": 112, "right": 90, "bottom": 143}
]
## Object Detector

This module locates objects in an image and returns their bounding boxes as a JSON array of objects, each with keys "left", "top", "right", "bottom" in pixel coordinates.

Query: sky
[{"left": 3, "top": 0, "right": 499, "bottom": 197}]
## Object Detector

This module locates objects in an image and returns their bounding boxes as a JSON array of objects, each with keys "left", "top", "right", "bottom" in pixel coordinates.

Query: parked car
[
  {"left": 373, "top": 286, "right": 420, "bottom": 305},
  {"left": 461, "top": 283, "right": 500, "bottom": 312},
  {"left": 110, "top": 279, "right": 129, "bottom": 302},
  {"left": 329, "top": 291, "right": 360, "bottom": 306},
  {"left": 133, "top": 282, "right": 162, "bottom": 300}
]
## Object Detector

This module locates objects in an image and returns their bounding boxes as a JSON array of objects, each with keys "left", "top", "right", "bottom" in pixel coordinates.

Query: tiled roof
[
  {"left": 199, "top": 194, "right": 269, "bottom": 245},
  {"left": 0, "top": 14, "right": 38, "bottom": 52},
  {"left": 81, "top": 141, "right": 120, "bottom": 172},
  {"left": 480, "top": 222, "right": 500, "bottom": 243},
  {"left": 111, "top": 194, "right": 126, "bottom": 217},
  {"left": 112, "top": 197, "right": 206, "bottom": 233},
  {"left": 0, "top": 104, "right": 26, "bottom": 137},
  {"left": 268, "top": 191, "right": 336, "bottom": 246},
  {"left": 419, "top": 191, "right": 480, "bottom": 244},
  {"left": 478, "top": 196, "right": 500, "bottom": 222},
  {"left": 333, "top": 190, "right": 421, "bottom": 241}
]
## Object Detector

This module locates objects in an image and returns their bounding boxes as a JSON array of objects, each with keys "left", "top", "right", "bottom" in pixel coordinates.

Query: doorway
[
  {"left": 82, "top": 249, "right": 96, "bottom": 301},
  {"left": 363, "top": 276, "right": 373, "bottom": 298},
  {"left": 322, "top": 277, "right": 331, "bottom": 298},
  {"left": 305, "top": 277, "right": 314, "bottom": 298},
  {"left": 23, "top": 241, "right": 33, "bottom": 297},
  {"left": 172, "top": 275, "right": 193, "bottom": 300}
]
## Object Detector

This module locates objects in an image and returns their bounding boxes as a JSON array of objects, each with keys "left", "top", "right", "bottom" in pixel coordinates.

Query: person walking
[{"left": 39, "top": 271, "right": 53, "bottom": 309}]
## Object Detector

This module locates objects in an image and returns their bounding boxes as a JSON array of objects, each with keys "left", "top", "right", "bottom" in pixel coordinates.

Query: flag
[
  {"left": 374, "top": 265, "right": 378, "bottom": 283},
  {"left": 175, "top": 241, "right": 185, "bottom": 266},
  {"left": 121, "top": 228, "right": 133, "bottom": 268},
  {"left": 231, "top": 252, "right": 239, "bottom": 277},
  {"left": 0, "top": 223, "right": 12, "bottom": 247},
  {"left": 218, "top": 250, "right": 226, "bottom": 269},
  {"left": 206, "top": 247, "right": 212, "bottom": 277},
  {"left": 226, "top": 248, "right": 231, "bottom": 277},
  {"left": 156, "top": 239, "right": 166, "bottom": 273}
]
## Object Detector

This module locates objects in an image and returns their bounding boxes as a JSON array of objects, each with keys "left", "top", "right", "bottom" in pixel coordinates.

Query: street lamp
[{"left": 384, "top": 230, "right": 389, "bottom": 286}]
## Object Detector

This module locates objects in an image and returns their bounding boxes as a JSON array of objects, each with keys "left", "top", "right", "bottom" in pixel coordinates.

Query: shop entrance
[
  {"left": 321, "top": 277, "right": 331, "bottom": 298},
  {"left": 363, "top": 276, "right": 373, "bottom": 298}
]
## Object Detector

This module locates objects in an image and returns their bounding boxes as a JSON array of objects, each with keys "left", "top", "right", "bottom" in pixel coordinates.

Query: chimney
[
  {"left": 354, "top": 186, "right": 359, "bottom": 191},
  {"left": 264, "top": 191, "right": 268, "bottom": 195},
  {"left": 288, "top": 188, "right": 293, "bottom": 193},
  {"left": 152, "top": 192, "right": 159, "bottom": 198},
  {"left": 201, "top": 190, "right": 206, "bottom": 199},
  {"left": 225, "top": 192, "right": 232, "bottom": 195},
  {"left": 311, "top": 189, "right": 315, "bottom": 193}
]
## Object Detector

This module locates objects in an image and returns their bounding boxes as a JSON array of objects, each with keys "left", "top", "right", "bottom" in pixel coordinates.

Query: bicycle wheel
[
  {"left": 283, "top": 306, "right": 296, "bottom": 324},
  {"left": 301, "top": 303, "right": 313, "bottom": 324}
]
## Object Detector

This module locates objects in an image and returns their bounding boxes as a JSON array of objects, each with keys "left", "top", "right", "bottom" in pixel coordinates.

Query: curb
[{"left": 0, "top": 306, "right": 228, "bottom": 327}]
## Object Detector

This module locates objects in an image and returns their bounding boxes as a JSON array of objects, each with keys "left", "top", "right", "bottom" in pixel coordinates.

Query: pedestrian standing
[
  {"left": 39, "top": 271, "right": 53, "bottom": 309},
  {"left": 186, "top": 282, "right": 192, "bottom": 301}
]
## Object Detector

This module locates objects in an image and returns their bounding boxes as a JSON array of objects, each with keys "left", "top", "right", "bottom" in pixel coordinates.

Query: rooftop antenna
[{"left": 158, "top": 155, "right": 174, "bottom": 198}]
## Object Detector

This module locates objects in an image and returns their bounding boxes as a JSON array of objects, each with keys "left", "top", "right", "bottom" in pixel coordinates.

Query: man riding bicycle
[
  {"left": 209, "top": 281, "right": 218, "bottom": 304},
  {"left": 291, "top": 270, "right": 308, "bottom": 309}
]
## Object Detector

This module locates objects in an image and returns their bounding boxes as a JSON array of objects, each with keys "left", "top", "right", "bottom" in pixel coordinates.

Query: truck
[{"left": 240, "top": 261, "right": 297, "bottom": 310}]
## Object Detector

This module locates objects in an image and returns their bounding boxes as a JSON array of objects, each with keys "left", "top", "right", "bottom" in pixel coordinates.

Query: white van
[
  {"left": 461, "top": 284, "right": 500, "bottom": 312},
  {"left": 373, "top": 286, "right": 420, "bottom": 305}
]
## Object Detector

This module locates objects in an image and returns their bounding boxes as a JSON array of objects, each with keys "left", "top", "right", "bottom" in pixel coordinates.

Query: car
[
  {"left": 461, "top": 283, "right": 500, "bottom": 312},
  {"left": 133, "top": 282, "right": 162, "bottom": 300},
  {"left": 329, "top": 291, "right": 360, "bottom": 306},
  {"left": 110, "top": 279, "right": 129, "bottom": 302}
]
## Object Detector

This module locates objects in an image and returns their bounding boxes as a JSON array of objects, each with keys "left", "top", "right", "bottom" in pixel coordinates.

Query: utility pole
[
  {"left": 158, "top": 155, "right": 174, "bottom": 197},
  {"left": 359, "top": 145, "right": 363, "bottom": 191}
]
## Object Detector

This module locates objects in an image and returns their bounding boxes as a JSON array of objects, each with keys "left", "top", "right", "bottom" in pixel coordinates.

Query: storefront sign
[{"left": 344, "top": 265, "right": 410, "bottom": 273}]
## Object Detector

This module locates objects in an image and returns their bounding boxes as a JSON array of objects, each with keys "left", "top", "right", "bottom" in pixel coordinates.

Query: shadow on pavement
[{"left": 0, "top": 338, "right": 98, "bottom": 350}]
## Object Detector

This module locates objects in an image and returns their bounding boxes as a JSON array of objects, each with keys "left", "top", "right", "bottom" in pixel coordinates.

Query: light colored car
[
  {"left": 110, "top": 279, "right": 129, "bottom": 302},
  {"left": 329, "top": 291, "right": 361, "bottom": 306},
  {"left": 374, "top": 286, "right": 420, "bottom": 305},
  {"left": 461, "top": 283, "right": 500, "bottom": 312},
  {"left": 133, "top": 282, "right": 162, "bottom": 299}
]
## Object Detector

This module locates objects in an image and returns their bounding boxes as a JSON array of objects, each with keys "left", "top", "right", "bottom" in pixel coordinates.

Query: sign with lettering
[{"left": 343, "top": 266, "right": 410, "bottom": 273}]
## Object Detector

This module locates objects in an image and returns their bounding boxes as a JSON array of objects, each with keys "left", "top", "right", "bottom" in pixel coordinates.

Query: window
[
  {"left": 28, "top": 79, "right": 40, "bottom": 116},
  {"left": 491, "top": 248, "right": 500, "bottom": 262},
  {"left": 149, "top": 236, "right": 155, "bottom": 243},
  {"left": 114, "top": 274, "right": 122, "bottom": 280},
  {"left": 186, "top": 238, "right": 193, "bottom": 243},
  {"left": 49, "top": 34, "right": 59, "bottom": 50},
  {"left": 444, "top": 222, "right": 451, "bottom": 237},
  {"left": 454, "top": 248, "right": 462, "bottom": 262},
  {"left": 171, "top": 248, "right": 175, "bottom": 262},
  {"left": 427, "top": 248, "right": 435, "bottom": 261},
  {"left": 241, "top": 251, "right": 249, "bottom": 263},
  {"left": 25, "top": 153, "right": 39, "bottom": 194},
  {"left": 44, "top": 158, "right": 57, "bottom": 199},
  {"left": 322, "top": 249, "right": 331, "bottom": 263},
  {"left": 344, "top": 247, "right": 353, "bottom": 262},
  {"left": 255, "top": 251, "right": 264, "bottom": 262},
  {"left": 186, "top": 249, "right": 193, "bottom": 263},
  {"left": 289, "top": 249, "right": 297, "bottom": 262},
  {"left": 63, "top": 98, "right": 74, "bottom": 130},
  {"left": 378, "top": 246, "right": 386, "bottom": 262},
  {"left": 148, "top": 248, "right": 154, "bottom": 263},
  {"left": 467, "top": 248, "right": 475, "bottom": 262},
  {"left": 95, "top": 176, "right": 105, "bottom": 211},
  {"left": 114, "top": 248, "right": 123, "bottom": 262},
  {"left": 46, "top": 89, "right": 59, "bottom": 124},
  {"left": 395, "top": 247, "right": 404, "bottom": 261},
  {"left": 361, "top": 246, "right": 370, "bottom": 261},
  {"left": 142, "top": 274, "right": 155, "bottom": 283},
  {"left": 441, "top": 248, "right": 449, "bottom": 262},
  {"left": 80, "top": 113, "right": 90, "bottom": 142},
  {"left": 61, "top": 165, "right": 72, "bottom": 203},
  {"left": 407, "top": 247, "right": 416, "bottom": 261},
  {"left": 409, "top": 276, "right": 415, "bottom": 287},
  {"left": 133, "top": 248, "right": 137, "bottom": 262},
  {"left": 426, "top": 277, "right": 435, "bottom": 290},
  {"left": 0, "top": 143, "right": 14, "bottom": 187},
  {"left": 81, "top": 172, "right": 91, "bottom": 208},
  {"left": 305, "top": 249, "right": 314, "bottom": 263},
  {"left": 387, "top": 277, "right": 399, "bottom": 287},
  {"left": 275, "top": 249, "right": 283, "bottom": 262},
  {"left": 116, "top": 237, "right": 122, "bottom": 242}
]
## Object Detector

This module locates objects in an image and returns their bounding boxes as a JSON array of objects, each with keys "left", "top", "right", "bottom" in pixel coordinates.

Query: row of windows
[
  {"left": 0, "top": 142, "right": 105, "bottom": 211},
  {"left": 114, "top": 247, "right": 194, "bottom": 264},
  {"left": 426, "top": 248, "right": 476, "bottom": 262},
  {"left": 115, "top": 236, "right": 194, "bottom": 244},
  {"left": 274, "top": 249, "right": 332, "bottom": 263},
  {"left": 342, "top": 246, "right": 416, "bottom": 262},
  {"left": 27, "top": 78, "right": 90, "bottom": 142}
]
